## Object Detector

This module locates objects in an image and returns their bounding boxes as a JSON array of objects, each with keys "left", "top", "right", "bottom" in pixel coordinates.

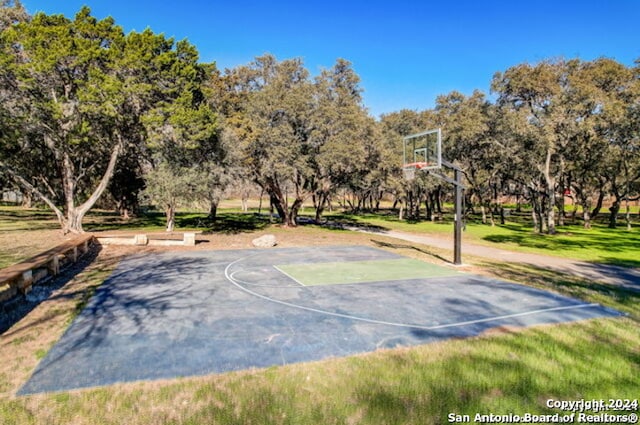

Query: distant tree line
[
  {"left": 383, "top": 58, "right": 640, "bottom": 233},
  {"left": 1, "top": 3, "right": 638, "bottom": 233}
]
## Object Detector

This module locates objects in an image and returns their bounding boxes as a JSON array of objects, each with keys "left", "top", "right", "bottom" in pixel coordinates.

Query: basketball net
[{"left": 402, "top": 166, "right": 416, "bottom": 181}]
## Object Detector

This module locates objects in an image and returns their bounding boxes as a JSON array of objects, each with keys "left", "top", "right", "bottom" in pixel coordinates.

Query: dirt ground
[{"left": 0, "top": 226, "right": 457, "bottom": 398}]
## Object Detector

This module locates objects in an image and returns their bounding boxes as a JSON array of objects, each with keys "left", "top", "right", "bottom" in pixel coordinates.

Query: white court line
[
  {"left": 229, "top": 271, "right": 301, "bottom": 288},
  {"left": 224, "top": 257, "right": 602, "bottom": 332},
  {"left": 272, "top": 265, "right": 306, "bottom": 287}
]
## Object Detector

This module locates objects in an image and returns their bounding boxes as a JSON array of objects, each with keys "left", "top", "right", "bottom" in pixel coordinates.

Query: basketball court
[{"left": 19, "top": 245, "right": 620, "bottom": 395}]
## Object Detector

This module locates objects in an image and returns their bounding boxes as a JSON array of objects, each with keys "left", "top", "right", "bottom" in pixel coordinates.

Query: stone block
[
  {"left": 134, "top": 234, "right": 149, "bottom": 245},
  {"left": 33, "top": 268, "right": 49, "bottom": 284},
  {"left": 183, "top": 232, "right": 196, "bottom": 246},
  {"left": 18, "top": 270, "right": 33, "bottom": 289},
  {"left": 0, "top": 283, "right": 17, "bottom": 302},
  {"left": 48, "top": 256, "right": 59, "bottom": 276},
  {"left": 252, "top": 234, "right": 277, "bottom": 248}
]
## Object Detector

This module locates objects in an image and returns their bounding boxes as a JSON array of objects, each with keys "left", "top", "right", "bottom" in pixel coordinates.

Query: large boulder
[{"left": 252, "top": 234, "right": 277, "bottom": 248}]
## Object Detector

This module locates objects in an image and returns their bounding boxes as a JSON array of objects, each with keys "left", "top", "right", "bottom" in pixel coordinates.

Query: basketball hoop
[
  {"left": 398, "top": 128, "right": 465, "bottom": 265},
  {"left": 402, "top": 166, "right": 416, "bottom": 181},
  {"left": 402, "top": 162, "right": 433, "bottom": 181},
  {"left": 404, "top": 161, "right": 431, "bottom": 169}
]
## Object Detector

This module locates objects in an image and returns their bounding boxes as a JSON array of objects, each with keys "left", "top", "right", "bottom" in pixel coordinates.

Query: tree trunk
[
  {"left": 288, "top": 197, "right": 303, "bottom": 227},
  {"left": 264, "top": 179, "right": 300, "bottom": 227},
  {"left": 530, "top": 190, "right": 544, "bottom": 233},
  {"left": 424, "top": 195, "right": 433, "bottom": 221},
  {"left": 583, "top": 208, "right": 592, "bottom": 229},
  {"left": 609, "top": 199, "right": 620, "bottom": 229},
  {"left": 314, "top": 192, "right": 328, "bottom": 222},
  {"left": 546, "top": 186, "right": 556, "bottom": 234},
  {"left": 166, "top": 204, "right": 175, "bottom": 232},
  {"left": 577, "top": 192, "right": 592, "bottom": 230},
  {"left": 624, "top": 176, "right": 632, "bottom": 231},
  {"left": 21, "top": 190, "right": 33, "bottom": 208},
  {"left": 2, "top": 139, "right": 121, "bottom": 235},
  {"left": 540, "top": 145, "right": 557, "bottom": 234},
  {"left": 591, "top": 181, "right": 605, "bottom": 220},
  {"left": 557, "top": 193, "right": 565, "bottom": 226},
  {"left": 241, "top": 197, "right": 248, "bottom": 213},
  {"left": 268, "top": 194, "right": 275, "bottom": 223},
  {"left": 64, "top": 208, "right": 85, "bottom": 234},
  {"left": 436, "top": 188, "right": 443, "bottom": 219},
  {"left": 257, "top": 188, "right": 264, "bottom": 215},
  {"left": 488, "top": 202, "right": 495, "bottom": 227},
  {"left": 209, "top": 201, "right": 218, "bottom": 222}
]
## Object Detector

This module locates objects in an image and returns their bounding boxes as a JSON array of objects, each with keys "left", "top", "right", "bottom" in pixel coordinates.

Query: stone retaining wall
[{"left": 0, "top": 234, "right": 94, "bottom": 302}]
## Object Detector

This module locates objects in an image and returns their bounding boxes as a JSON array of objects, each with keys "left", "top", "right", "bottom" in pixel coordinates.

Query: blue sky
[{"left": 20, "top": 0, "right": 640, "bottom": 118}]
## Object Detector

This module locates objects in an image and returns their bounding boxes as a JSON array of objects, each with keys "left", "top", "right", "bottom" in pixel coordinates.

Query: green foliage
[
  {"left": 309, "top": 59, "right": 382, "bottom": 220},
  {"left": 1, "top": 4, "right": 638, "bottom": 237},
  {"left": 217, "top": 54, "right": 377, "bottom": 226},
  {"left": 0, "top": 6, "right": 217, "bottom": 233},
  {"left": 491, "top": 58, "right": 639, "bottom": 232}
]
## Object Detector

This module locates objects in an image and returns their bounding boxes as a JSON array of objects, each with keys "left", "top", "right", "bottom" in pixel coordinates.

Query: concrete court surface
[{"left": 19, "top": 246, "right": 620, "bottom": 394}]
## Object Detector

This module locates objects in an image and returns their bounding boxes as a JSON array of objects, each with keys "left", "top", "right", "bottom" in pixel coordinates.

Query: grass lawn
[
  {"left": 0, "top": 206, "right": 269, "bottom": 268},
  {"left": 2, "top": 318, "right": 637, "bottom": 425},
  {"left": 1, "top": 206, "right": 639, "bottom": 424},
  {"left": 2, "top": 205, "right": 638, "bottom": 267},
  {"left": 326, "top": 210, "right": 640, "bottom": 268}
]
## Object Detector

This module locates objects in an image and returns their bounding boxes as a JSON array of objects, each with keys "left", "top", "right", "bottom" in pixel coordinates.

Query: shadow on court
[{"left": 19, "top": 246, "right": 621, "bottom": 395}]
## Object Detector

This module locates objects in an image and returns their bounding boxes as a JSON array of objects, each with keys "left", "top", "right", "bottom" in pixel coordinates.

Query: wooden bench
[{"left": 0, "top": 234, "right": 95, "bottom": 303}]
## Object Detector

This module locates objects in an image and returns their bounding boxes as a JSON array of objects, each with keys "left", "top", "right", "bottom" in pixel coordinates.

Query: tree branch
[
  {"left": 76, "top": 138, "right": 123, "bottom": 216},
  {"left": 0, "top": 161, "right": 66, "bottom": 226}
]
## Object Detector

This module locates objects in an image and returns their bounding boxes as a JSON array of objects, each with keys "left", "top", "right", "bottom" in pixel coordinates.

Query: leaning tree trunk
[
  {"left": 264, "top": 181, "right": 293, "bottom": 227},
  {"left": 63, "top": 143, "right": 123, "bottom": 234}
]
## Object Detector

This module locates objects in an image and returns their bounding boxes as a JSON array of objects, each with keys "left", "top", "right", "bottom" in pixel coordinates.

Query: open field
[
  {"left": 1, "top": 206, "right": 639, "bottom": 424},
  {"left": 1, "top": 204, "right": 639, "bottom": 268}
]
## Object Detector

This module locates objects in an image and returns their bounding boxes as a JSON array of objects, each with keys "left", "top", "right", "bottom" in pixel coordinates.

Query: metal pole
[{"left": 454, "top": 168, "right": 463, "bottom": 265}]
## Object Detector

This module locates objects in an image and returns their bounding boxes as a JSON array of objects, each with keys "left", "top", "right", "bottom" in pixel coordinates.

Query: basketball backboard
[{"left": 402, "top": 128, "right": 442, "bottom": 171}]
